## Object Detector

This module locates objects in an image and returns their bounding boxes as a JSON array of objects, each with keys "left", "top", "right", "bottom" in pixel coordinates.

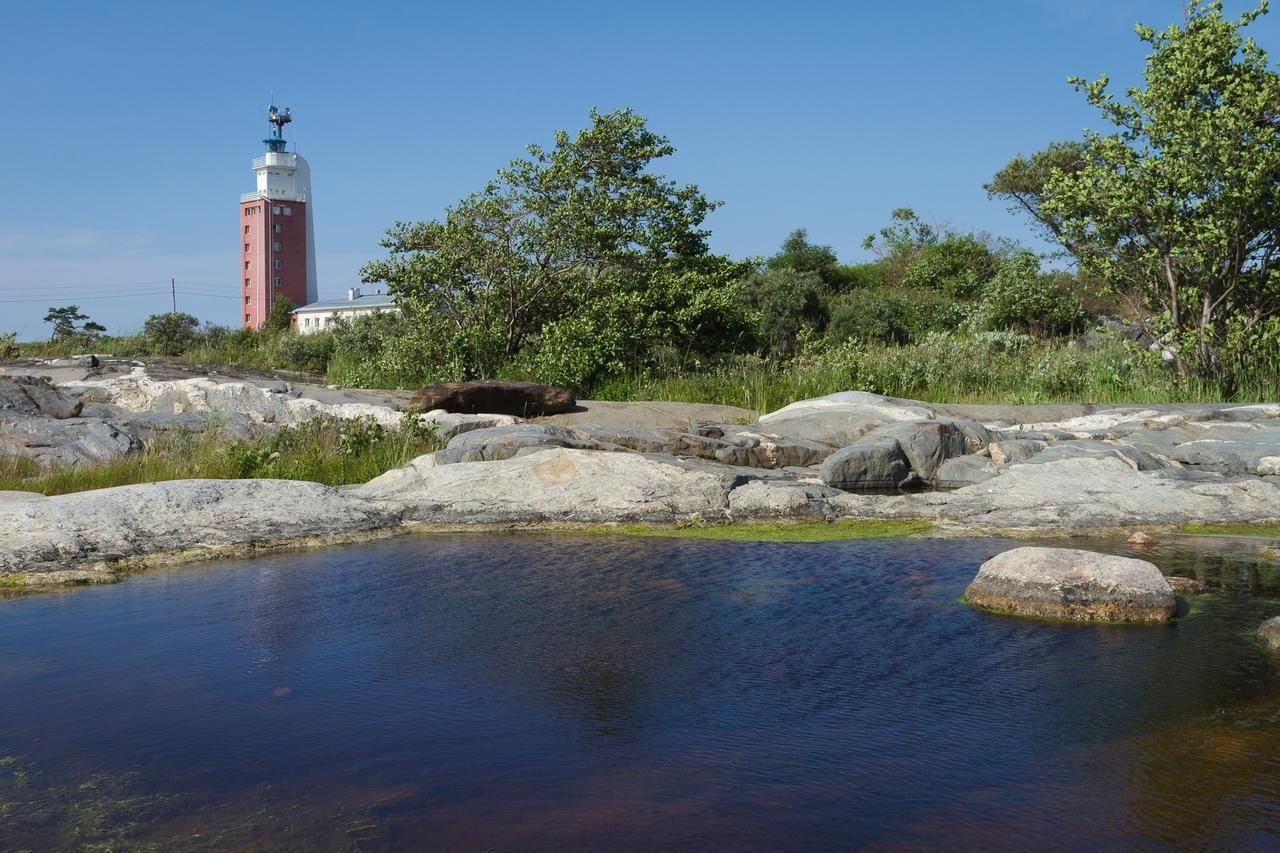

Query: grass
[
  {"left": 599, "top": 519, "right": 933, "bottom": 542},
  {"left": 591, "top": 335, "right": 1279, "bottom": 411},
  {"left": 1178, "top": 523, "right": 1280, "bottom": 538},
  {"left": 0, "top": 415, "right": 440, "bottom": 496}
]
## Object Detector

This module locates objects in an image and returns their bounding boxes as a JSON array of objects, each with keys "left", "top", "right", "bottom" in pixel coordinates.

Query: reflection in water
[{"left": 1, "top": 533, "right": 1279, "bottom": 849}]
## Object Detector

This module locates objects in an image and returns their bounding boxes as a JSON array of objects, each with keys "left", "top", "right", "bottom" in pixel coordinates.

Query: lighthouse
[{"left": 239, "top": 105, "right": 317, "bottom": 329}]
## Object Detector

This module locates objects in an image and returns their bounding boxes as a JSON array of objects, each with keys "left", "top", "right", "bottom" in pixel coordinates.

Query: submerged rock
[
  {"left": 1259, "top": 616, "right": 1280, "bottom": 650},
  {"left": 965, "top": 546, "right": 1176, "bottom": 623}
]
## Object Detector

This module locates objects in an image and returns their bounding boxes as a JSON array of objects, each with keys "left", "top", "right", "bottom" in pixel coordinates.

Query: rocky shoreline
[{"left": 0, "top": 358, "right": 1278, "bottom": 591}]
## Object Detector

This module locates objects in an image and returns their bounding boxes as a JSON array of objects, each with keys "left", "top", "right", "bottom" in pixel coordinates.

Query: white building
[{"left": 292, "top": 288, "right": 400, "bottom": 334}]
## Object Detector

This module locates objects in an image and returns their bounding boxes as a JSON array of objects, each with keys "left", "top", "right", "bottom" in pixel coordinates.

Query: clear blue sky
[{"left": 2, "top": 1, "right": 1276, "bottom": 336}]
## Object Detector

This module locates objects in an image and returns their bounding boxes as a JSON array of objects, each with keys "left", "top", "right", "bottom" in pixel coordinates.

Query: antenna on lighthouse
[{"left": 265, "top": 104, "right": 292, "bottom": 152}]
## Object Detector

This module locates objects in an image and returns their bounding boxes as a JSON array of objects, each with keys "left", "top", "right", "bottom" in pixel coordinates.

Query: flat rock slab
[
  {"left": 352, "top": 447, "right": 729, "bottom": 524},
  {"left": 0, "top": 479, "right": 398, "bottom": 581},
  {"left": 965, "top": 546, "right": 1176, "bottom": 623},
  {"left": 411, "top": 380, "right": 575, "bottom": 416}
]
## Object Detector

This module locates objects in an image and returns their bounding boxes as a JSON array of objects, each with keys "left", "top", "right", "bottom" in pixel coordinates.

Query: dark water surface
[{"left": 3, "top": 534, "right": 1280, "bottom": 850}]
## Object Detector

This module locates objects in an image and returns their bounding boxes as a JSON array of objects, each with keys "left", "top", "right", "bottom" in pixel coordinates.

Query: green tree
[
  {"left": 362, "top": 108, "right": 726, "bottom": 380},
  {"left": 264, "top": 296, "right": 295, "bottom": 334},
  {"left": 740, "top": 267, "right": 825, "bottom": 355},
  {"left": 142, "top": 312, "right": 200, "bottom": 356},
  {"left": 43, "top": 305, "right": 105, "bottom": 344},
  {"left": 985, "top": 141, "right": 1091, "bottom": 254},
  {"left": 766, "top": 228, "right": 854, "bottom": 292},
  {"left": 1037, "top": 0, "right": 1280, "bottom": 382},
  {"left": 976, "top": 251, "right": 1084, "bottom": 336}
]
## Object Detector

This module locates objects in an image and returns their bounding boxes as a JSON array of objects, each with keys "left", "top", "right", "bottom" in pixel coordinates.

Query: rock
[
  {"left": 935, "top": 454, "right": 999, "bottom": 488},
  {"left": 988, "top": 439, "right": 1046, "bottom": 465},
  {"left": 352, "top": 448, "right": 728, "bottom": 524},
  {"left": 1024, "top": 439, "right": 1169, "bottom": 472},
  {"left": 1126, "top": 531, "right": 1156, "bottom": 546},
  {"left": 1259, "top": 616, "right": 1280, "bottom": 651},
  {"left": 727, "top": 480, "right": 852, "bottom": 519},
  {"left": 0, "top": 415, "right": 141, "bottom": 468},
  {"left": 964, "top": 547, "right": 1176, "bottom": 622},
  {"left": 1170, "top": 444, "right": 1249, "bottom": 476},
  {"left": 410, "top": 380, "right": 575, "bottom": 416},
  {"left": 0, "top": 375, "right": 83, "bottom": 419},
  {"left": 1167, "top": 576, "right": 1207, "bottom": 594},
  {"left": 867, "top": 420, "right": 971, "bottom": 483},
  {"left": 1259, "top": 456, "right": 1280, "bottom": 477},
  {"left": 434, "top": 423, "right": 600, "bottom": 464},
  {"left": 0, "top": 479, "right": 397, "bottom": 580},
  {"left": 712, "top": 429, "right": 835, "bottom": 469},
  {"left": 819, "top": 437, "right": 915, "bottom": 491},
  {"left": 758, "top": 391, "right": 937, "bottom": 447},
  {"left": 420, "top": 410, "right": 522, "bottom": 442}
]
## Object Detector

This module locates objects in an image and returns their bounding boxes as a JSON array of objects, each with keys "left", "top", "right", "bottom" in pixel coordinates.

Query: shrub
[
  {"left": 977, "top": 252, "right": 1084, "bottom": 335},
  {"left": 275, "top": 332, "right": 335, "bottom": 374},
  {"left": 827, "top": 291, "right": 911, "bottom": 345},
  {"left": 142, "top": 312, "right": 199, "bottom": 356},
  {"left": 740, "top": 267, "right": 825, "bottom": 355},
  {"left": 900, "top": 235, "right": 999, "bottom": 297}
]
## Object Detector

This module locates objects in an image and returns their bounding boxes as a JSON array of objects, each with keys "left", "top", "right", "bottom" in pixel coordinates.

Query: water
[{"left": 2, "top": 534, "right": 1279, "bottom": 850}]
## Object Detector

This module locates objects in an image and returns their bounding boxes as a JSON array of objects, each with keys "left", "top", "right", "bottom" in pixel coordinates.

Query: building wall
[
  {"left": 240, "top": 199, "right": 309, "bottom": 329},
  {"left": 294, "top": 306, "right": 400, "bottom": 335}
]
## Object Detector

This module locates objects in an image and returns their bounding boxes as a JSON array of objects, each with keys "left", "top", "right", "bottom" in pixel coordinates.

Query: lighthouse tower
[{"left": 239, "top": 105, "right": 318, "bottom": 329}]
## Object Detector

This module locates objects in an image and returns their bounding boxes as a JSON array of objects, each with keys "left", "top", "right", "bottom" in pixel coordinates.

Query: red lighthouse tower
[{"left": 239, "top": 106, "right": 317, "bottom": 329}]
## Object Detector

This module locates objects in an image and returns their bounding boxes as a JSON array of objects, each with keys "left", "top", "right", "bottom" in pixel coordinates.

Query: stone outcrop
[
  {"left": 1259, "top": 616, "right": 1280, "bottom": 651},
  {"left": 353, "top": 447, "right": 728, "bottom": 524},
  {"left": 0, "top": 375, "right": 83, "bottom": 419},
  {"left": 965, "top": 547, "right": 1177, "bottom": 622},
  {"left": 410, "top": 380, "right": 576, "bottom": 416},
  {"left": 819, "top": 437, "right": 915, "bottom": 491},
  {"left": 0, "top": 479, "right": 398, "bottom": 585}
]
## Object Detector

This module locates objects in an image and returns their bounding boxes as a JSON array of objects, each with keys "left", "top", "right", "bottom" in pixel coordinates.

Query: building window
[
  {"left": 244, "top": 243, "right": 249, "bottom": 253},
  {"left": 244, "top": 278, "right": 250, "bottom": 288},
  {"left": 273, "top": 277, "right": 282, "bottom": 286},
  {"left": 272, "top": 241, "right": 281, "bottom": 251},
  {"left": 283, "top": 207, "right": 293, "bottom": 216},
  {"left": 244, "top": 296, "right": 250, "bottom": 305},
  {"left": 244, "top": 225, "right": 249, "bottom": 234},
  {"left": 273, "top": 223, "right": 282, "bottom": 233},
  {"left": 244, "top": 261, "right": 250, "bottom": 270},
  {"left": 272, "top": 259, "right": 282, "bottom": 269},
  {"left": 272, "top": 206, "right": 282, "bottom": 215},
  {"left": 245, "top": 314, "right": 251, "bottom": 323}
]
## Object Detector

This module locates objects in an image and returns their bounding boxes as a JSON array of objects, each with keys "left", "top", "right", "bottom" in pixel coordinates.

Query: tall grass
[
  {"left": 591, "top": 333, "right": 1277, "bottom": 412},
  {"left": 0, "top": 415, "right": 440, "bottom": 496}
]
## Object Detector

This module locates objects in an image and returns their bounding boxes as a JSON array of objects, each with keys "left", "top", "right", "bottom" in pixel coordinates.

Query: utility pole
[{"left": 171, "top": 278, "right": 176, "bottom": 314}]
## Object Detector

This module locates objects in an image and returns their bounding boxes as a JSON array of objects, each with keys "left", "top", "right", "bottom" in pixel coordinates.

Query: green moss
[
  {"left": 596, "top": 519, "right": 933, "bottom": 542},
  {"left": 1178, "top": 523, "right": 1280, "bottom": 538}
]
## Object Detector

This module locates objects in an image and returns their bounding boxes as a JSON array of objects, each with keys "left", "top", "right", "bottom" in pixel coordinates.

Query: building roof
[{"left": 293, "top": 293, "right": 397, "bottom": 313}]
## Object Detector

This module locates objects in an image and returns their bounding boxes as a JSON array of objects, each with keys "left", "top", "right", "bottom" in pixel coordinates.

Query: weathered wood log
[{"left": 410, "top": 380, "right": 576, "bottom": 416}]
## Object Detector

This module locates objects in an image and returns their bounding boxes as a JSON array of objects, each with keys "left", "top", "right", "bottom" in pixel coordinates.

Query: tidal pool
[{"left": 2, "top": 533, "right": 1279, "bottom": 850}]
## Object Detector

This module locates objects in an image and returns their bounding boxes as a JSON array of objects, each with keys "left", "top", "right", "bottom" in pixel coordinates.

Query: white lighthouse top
[{"left": 240, "top": 104, "right": 309, "bottom": 204}]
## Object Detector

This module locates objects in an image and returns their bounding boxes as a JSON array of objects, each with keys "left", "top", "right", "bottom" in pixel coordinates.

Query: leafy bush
[
  {"left": 976, "top": 252, "right": 1084, "bottom": 335},
  {"left": 0, "top": 332, "right": 17, "bottom": 359},
  {"left": 740, "top": 267, "right": 825, "bottom": 355},
  {"left": 827, "top": 291, "right": 911, "bottom": 345},
  {"left": 275, "top": 332, "right": 335, "bottom": 374},
  {"left": 901, "top": 235, "right": 999, "bottom": 297},
  {"left": 142, "top": 312, "right": 199, "bottom": 356}
]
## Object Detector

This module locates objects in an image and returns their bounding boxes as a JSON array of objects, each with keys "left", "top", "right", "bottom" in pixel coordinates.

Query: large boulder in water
[
  {"left": 410, "top": 380, "right": 576, "bottom": 416},
  {"left": 965, "top": 546, "right": 1176, "bottom": 623}
]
